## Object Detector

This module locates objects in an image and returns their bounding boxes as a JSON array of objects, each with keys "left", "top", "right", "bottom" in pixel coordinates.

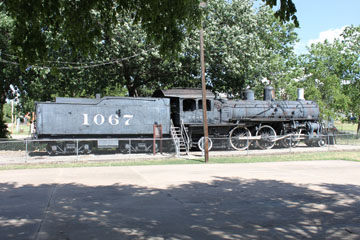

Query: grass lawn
[
  {"left": 1, "top": 151, "right": 359, "bottom": 171},
  {"left": 8, "top": 124, "right": 31, "bottom": 136},
  {"left": 335, "top": 121, "right": 358, "bottom": 133}
]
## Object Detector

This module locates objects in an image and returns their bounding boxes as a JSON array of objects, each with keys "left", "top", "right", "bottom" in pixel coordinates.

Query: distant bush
[{"left": 3, "top": 103, "right": 12, "bottom": 123}]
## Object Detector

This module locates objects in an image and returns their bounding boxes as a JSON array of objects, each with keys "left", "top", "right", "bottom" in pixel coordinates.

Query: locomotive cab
[
  {"left": 152, "top": 88, "right": 219, "bottom": 126},
  {"left": 181, "top": 98, "right": 220, "bottom": 125}
]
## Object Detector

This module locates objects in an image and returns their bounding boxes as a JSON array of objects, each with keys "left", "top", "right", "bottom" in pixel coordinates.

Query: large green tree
[
  {"left": 182, "top": 0, "right": 300, "bottom": 98},
  {"left": 1, "top": 0, "right": 298, "bottom": 65},
  {"left": 1, "top": 0, "right": 299, "bottom": 138},
  {"left": 0, "top": 11, "right": 21, "bottom": 138},
  {"left": 341, "top": 25, "right": 360, "bottom": 135},
  {"left": 298, "top": 25, "right": 360, "bottom": 126},
  {"left": 18, "top": 14, "right": 185, "bottom": 101},
  {"left": 299, "top": 39, "right": 352, "bottom": 120},
  {"left": 16, "top": 0, "right": 301, "bottom": 100}
]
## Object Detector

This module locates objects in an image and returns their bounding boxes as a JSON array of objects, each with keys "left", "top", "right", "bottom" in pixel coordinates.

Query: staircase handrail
[
  {"left": 180, "top": 120, "right": 190, "bottom": 153},
  {"left": 170, "top": 120, "right": 180, "bottom": 156}
]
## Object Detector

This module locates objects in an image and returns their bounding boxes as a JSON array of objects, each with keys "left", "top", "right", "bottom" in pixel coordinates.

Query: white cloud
[
  {"left": 308, "top": 26, "right": 347, "bottom": 46},
  {"left": 295, "top": 26, "right": 349, "bottom": 55}
]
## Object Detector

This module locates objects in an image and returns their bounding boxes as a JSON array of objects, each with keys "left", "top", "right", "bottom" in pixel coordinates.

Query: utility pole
[{"left": 200, "top": 2, "right": 209, "bottom": 163}]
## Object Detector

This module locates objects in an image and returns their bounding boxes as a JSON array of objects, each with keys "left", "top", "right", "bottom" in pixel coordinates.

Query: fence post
[
  {"left": 76, "top": 139, "right": 79, "bottom": 161},
  {"left": 176, "top": 138, "right": 180, "bottom": 157},
  {"left": 129, "top": 139, "right": 131, "bottom": 155},
  {"left": 327, "top": 134, "right": 330, "bottom": 151},
  {"left": 247, "top": 135, "right": 249, "bottom": 156},
  {"left": 25, "top": 139, "right": 28, "bottom": 164}
]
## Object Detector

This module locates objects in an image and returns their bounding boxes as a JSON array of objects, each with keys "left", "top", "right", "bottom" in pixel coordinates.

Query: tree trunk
[
  {"left": 0, "top": 93, "right": 9, "bottom": 138},
  {"left": 127, "top": 86, "right": 137, "bottom": 97}
]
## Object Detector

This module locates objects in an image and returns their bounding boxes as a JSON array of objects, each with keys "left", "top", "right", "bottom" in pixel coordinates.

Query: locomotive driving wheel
[
  {"left": 256, "top": 125, "right": 277, "bottom": 150},
  {"left": 229, "top": 126, "right": 251, "bottom": 151},
  {"left": 280, "top": 129, "right": 301, "bottom": 148}
]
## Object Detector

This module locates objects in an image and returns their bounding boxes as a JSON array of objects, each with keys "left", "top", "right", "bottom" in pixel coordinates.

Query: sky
[{"left": 291, "top": 0, "right": 360, "bottom": 54}]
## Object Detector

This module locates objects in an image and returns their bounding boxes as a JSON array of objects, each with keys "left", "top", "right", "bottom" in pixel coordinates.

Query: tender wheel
[
  {"left": 198, "top": 137, "right": 213, "bottom": 151},
  {"left": 79, "top": 143, "right": 92, "bottom": 154},
  {"left": 46, "top": 144, "right": 58, "bottom": 156},
  {"left": 280, "top": 129, "right": 300, "bottom": 148},
  {"left": 229, "top": 126, "right": 251, "bottom": 151},
  {"left": 256, "top": 125, "right": 276, "bottom": 149}
]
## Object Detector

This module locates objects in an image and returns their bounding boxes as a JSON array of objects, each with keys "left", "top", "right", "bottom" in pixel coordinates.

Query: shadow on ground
[{"left": 1, "top": 178, "right": 360, "bottom": 239}]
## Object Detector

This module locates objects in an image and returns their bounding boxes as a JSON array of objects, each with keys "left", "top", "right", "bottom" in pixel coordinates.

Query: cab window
[
  {"left": 198, "top": 99, "right": 212, "bottom": 111},
  {"left": 183, "top": 99, "right": 196, "bottom": 112}
]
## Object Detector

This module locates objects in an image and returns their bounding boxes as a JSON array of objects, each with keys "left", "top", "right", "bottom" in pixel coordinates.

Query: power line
[{"left": 0, "top": 48, "right": 156, "bottom": 70}]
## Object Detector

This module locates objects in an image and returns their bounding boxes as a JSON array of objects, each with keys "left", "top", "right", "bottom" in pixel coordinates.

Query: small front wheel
[
  {"left": 316, "top": 138, "right": 327, "bottom": 147},
  {"left": 198, "top": 137, "right": 213, "bottom": 151}
]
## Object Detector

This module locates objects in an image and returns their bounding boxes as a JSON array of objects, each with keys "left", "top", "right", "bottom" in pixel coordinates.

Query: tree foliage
[
  {"left": 10, "top": 0, "right": 300, "bottom": 99},
  {"left": 298, "top": 36, "right": 357, "bottom": 120},
  {"left": 0, "top": 11, "right": 21, "bottom": 138},
  {"left": 1, "top": 0, "right": 299, "bottom": 138},
  {"left": 296, "top": 25, "right": 360, "bottom": 124},
  {"left": 1, "top": 0, "right": 298, "bottom": 66},
  {"left": 340, "top": 25, "right": 360, "bottom": 134},
  {"left": 1, "top": 0, "right": 202, "bottom": 65},
  {"left": 261, "top": 0, "right": 298, "bottom": 27},
  {"left": 201, "top": 0, "right": 300, "bottom": 98}
]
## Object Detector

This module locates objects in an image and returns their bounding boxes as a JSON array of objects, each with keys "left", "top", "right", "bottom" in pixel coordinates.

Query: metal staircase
[{"left": 171, "top": 120, "right": 190, "bottom": 156}]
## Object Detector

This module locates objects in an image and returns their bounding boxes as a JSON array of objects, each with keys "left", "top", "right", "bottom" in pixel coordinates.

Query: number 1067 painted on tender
[{"left": 82, "top": 113, "right": 133, "bottom": 126}]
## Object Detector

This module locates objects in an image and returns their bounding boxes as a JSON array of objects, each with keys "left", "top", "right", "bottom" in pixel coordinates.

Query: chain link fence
[
  {"left": 0, "top": 134, "right": 359, "bottom": 165},
  {"left": 0, "top": 138, "right": 177, "bottom": 165}
]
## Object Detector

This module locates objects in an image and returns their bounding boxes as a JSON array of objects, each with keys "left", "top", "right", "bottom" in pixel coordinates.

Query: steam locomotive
[{"left": 34, "top": 86, "right": 325, "bottom": 155}]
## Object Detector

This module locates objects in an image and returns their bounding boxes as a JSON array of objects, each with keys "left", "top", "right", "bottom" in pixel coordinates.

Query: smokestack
[{"left": 297, "top": 88, "right": 305, "bottom": 101}]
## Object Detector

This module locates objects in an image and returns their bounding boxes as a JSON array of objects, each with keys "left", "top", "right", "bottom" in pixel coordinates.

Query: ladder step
[{"left": 171, "top": 122, "right": 189, "bottom": 155}]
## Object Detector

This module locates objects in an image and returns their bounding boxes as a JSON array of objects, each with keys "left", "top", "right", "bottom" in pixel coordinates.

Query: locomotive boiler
[
  {"left": 153, "top": 86, "right": 324, "bottom": 151},
  {"left": 33, "top": 86, "right": 325, "bottom": 155}
]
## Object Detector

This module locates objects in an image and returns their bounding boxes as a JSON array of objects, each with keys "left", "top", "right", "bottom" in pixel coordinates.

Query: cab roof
[{"left": 152, "top": 88, "right": 215, "bottom": 99}]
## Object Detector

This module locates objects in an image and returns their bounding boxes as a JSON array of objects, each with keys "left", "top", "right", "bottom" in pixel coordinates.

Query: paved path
[{"left": 1, "top": 160, "right": 360, "bottom": 239}]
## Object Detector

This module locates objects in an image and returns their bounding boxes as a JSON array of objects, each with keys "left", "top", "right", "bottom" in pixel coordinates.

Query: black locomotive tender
[{"left": 34, "top": 86, "right": 326, "bottom": 155}]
